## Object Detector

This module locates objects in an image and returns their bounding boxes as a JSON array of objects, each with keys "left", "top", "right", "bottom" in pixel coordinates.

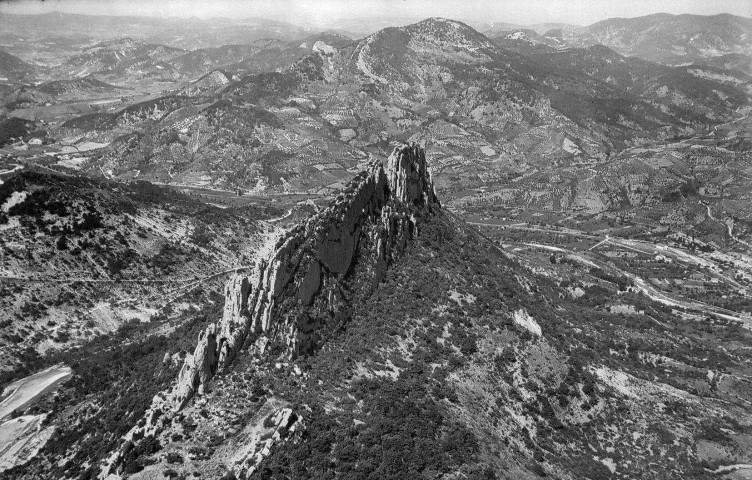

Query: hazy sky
[{"left": 0, "top": 0, "right": 749, "bottom": 28}]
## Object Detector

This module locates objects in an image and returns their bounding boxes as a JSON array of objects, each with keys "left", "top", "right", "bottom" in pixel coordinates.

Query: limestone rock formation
[
  {"left": 100, "top": 144, "right": 440, "bottom": 478},
  {"left": 232, "top": 407, "right": 304, "bottom": 479},
  {"left": 172, "top": 143, "right": 439, "bottom": 410},
  {"left": 387, "top": 143, "right": 439, "bottom": 206}
]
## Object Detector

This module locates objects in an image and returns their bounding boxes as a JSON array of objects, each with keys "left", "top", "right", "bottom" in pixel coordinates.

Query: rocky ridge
[
  {"left": 100, "top": 143, "right": 439, "bottom": 477},
  {"left": 174, "top": 143, "right": 439, "bottom": 409}
]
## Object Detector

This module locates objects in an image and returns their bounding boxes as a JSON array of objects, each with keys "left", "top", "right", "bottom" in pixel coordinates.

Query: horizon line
[{"left": 1, "top": 7, "right": 750, "bottom": 31}]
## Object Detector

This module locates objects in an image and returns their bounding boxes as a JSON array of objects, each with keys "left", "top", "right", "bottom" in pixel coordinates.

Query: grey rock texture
[
  {"left": 100, "top": 144, "right": 440, "bottom": 477},
  {"left": 173, "top": 143, "right": 439, "bottom": 409}
]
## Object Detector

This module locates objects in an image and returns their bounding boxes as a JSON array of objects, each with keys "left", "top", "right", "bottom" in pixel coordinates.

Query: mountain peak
[
  {"left": 397, "top": 16, "right": 496, "bottom": 54},
  {"left": 581, "top": 12, "right": 752, "bottom": 63},
  {"left": 100, "top": 144, "right": 440, "bottom": 476},
  {"left": 407, "top": 17, "right": 486, "bottom": 37},
  {"left": 416, "top": 17, "right": 468, "bottom": 27},
  {"left": 170, "top": 144, "right": 437, "bottom": 406}
]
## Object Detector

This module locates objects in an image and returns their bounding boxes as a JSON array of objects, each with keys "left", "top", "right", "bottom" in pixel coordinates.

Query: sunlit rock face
[{"left": 173, "top": 143, "right": 439, "bottom": 409}]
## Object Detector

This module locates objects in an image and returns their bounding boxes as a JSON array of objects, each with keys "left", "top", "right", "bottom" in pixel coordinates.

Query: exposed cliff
[
  {"left": 173, "top": 143, "right": 439, "bottom": 409},
  {"left": 100, "top": 143, "right": 438, "bottom": 478}
]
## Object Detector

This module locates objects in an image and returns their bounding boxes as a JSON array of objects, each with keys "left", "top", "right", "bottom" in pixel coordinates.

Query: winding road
[
  {"left": 701, "top": 200, "right": 752, "bottom": 249},
  {"left": 456, "top": 215, "right": 752, "bottom": 327}
]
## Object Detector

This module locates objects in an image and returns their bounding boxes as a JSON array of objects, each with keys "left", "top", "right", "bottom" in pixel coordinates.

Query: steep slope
[
  {"left": 0, "top": 143, "right": 438, "bottom": 479},
  {"left": 0, "top": 49, "right": 35, "bottom": 83},
  {"left": 173, "top": 144, "right": 438, "bottom": 408},
  {"left": 97, "top": 143, "right": 440, "bottom": 476},
  {"left": 692, "top": 53, "right": 752, "bottom": 77},
  {"left": 528, "top": 45, "right": 749, "bottom": 124},
  {"left": 4, "top": 146, "right": 752, "bottom": 480},
  {"left": 3, "top": 78, "right": 122, "bottom": 109},
  {"left": 0, "top": 170, "right": 273, "bottom": 374},
  {"left": 349, "top": 17, "right": 498, "bottom": 90},
  {"left": 56, "top": 38, "right": 185, "bottom": 81}
]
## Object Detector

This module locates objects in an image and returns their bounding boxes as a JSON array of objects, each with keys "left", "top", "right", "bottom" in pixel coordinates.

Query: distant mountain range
[
  {"left": 8, "top": 34, "right": 355, "bottom": 86},
  {"left": 2, "top": 11, "right": 752, "bottom": 480},
  {"left": 0, "top": 12, "right": 314, "bottom": 50},
  {"left": 575, "top": 13, "right": 752, "bottom": 64},
  {"left": 38, "top": 16, "right": 746, "bottom": 198},
  {"left": 1, "top": 13, "right": 750, "bottom": 198},
  {"left": 486, "top": 13, "right": 752, "bottom": 65},
  {"left": 692, "top": 52, "right": 752, "bottom": 76}
]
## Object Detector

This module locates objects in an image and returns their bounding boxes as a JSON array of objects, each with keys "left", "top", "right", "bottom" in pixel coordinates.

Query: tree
[{"left": 56, "top": 235, "right": 68, "bottom": 250}]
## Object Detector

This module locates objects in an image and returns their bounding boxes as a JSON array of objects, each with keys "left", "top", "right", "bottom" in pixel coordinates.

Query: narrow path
[
  {"left": 266, "top": 208, "right": 293, "bottom": 224},
  {"left": 1, "top": 265, "right": 250, "bottom": 285},
  {"left": 84, "top": 264, "right": 253, "bottom": 317},
  {"left": 589, "top": 235, "right": 609, "bottom": 251},
  {"left": 710, "top": 464, "right": 752, "bottom": 474},
  {"left": 701, "top": 200, "right": 752, "bottom": 249}
]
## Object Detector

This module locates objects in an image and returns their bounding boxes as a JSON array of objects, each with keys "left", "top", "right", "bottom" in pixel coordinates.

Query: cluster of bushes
[
  {"left": 259, "top": 375, "right": 483, "bottom": 479},
  {"left": 0, "top": 117, "right": 33, "bottom": 146},
  {"left": 0, "top": 173, "right": 105, "bottom": 239},
  {"left": 252, "top": 213, "right": 549, "bottom": 478},
  {"left": 588, "top": 267, "right": 634, "bottom": 290},
  {"left": 3, "top": 298, "right": 221, "bottom": 479}
]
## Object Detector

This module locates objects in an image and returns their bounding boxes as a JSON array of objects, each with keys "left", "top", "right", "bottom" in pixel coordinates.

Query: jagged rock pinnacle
[
  {"left": 171, "top": 144, "right": 438, "bottom": 409},
  {"left": 100, "top": 144, "right": 440, "bottom": 478},
  {"left": 387, "top": 143, "right": 440, "bottom": 206}
]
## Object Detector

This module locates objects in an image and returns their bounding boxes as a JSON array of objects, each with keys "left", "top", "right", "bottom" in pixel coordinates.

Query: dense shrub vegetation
[{"left": 3, "top": 293, "right": 222, "bottom": 479}]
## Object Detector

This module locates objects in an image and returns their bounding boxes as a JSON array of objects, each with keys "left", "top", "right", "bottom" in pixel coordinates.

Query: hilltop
[
  {"left": 577, "top": 13, "right": 752, "bottom": 64},
  {"left": 484, "top": 12, "right": 752, "bottom": 65},
  {"left": 41, "top": 16, "right": 746, "bottom": 197},
  {"left": 5, "top": 147, "right": 752, "bottom": 479},
  {"left": 0, "top": 13, "right": 751, "bottom": 478}
]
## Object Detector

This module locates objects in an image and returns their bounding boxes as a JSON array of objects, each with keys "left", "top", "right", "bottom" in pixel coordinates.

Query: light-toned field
[
  {"left": 0, "top": 364, "right": 72, "bottom": 421},
  {"left": 0, "top": 365, "right": 71, "bottom": 472},
  {"left": 0, "top": 414, "right": 55, "bottom": 472}
]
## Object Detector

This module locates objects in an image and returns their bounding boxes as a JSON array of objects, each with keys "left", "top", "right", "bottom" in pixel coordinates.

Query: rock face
[
  {"left": 387, "top": 144, "right": 439, "bottom": 206},
  {"left": 173, "top": 143, "right": 439, "bottom": 409},
  {"left": 99, "top": 144, "right": 439, "bottom": 478},
  {"left": 232, "top": 407, "right": 304, "bottom": 478}
]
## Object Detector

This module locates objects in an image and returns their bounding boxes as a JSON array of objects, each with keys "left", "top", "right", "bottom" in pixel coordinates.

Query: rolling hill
[
  {"left": 0, "top": 49, "right": 35, "bottom": 83},
  {"left": 0, "top": 169, "right": 278, "bottom": 374},
  {"left": 46, "top": 17, "right": 748, "bottom": 197},
  {"left": 571, "top": 13, "right": 752, "bottom": 65}
]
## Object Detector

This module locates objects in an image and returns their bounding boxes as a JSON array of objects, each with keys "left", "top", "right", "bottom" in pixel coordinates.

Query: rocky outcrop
[
  {"left": 173, "top": 143, "right": 438, "bottom": 409},
  {"left": 100, "top": 144, "right": 439, "bottom": 478},
  {"left": 387, "top": 144, "right": 439, "bottom": 206},
  {"left": 232, "top": 407, "right": 304, "bottom": 478}
]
